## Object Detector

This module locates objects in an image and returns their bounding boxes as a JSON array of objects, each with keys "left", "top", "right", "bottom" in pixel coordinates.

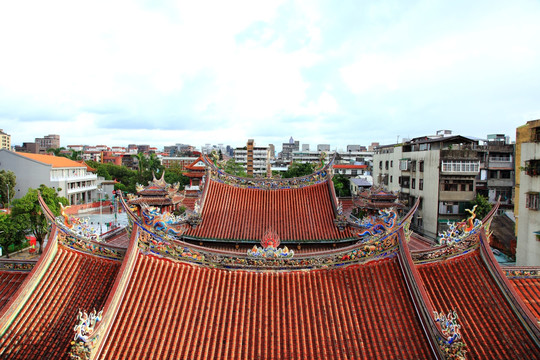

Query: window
[
  {"left": 411, "top": 161, "right": 417, "bottom": 172},
  {"left": 379, "top": 161, "right": 383, "bottom": 170},
  {"left": 419, "top": 161, "right": 424, "bottom": 172},
  {"left": 385, "top": 161, "right": 389, "bottom": 170},
  {"left": 524, "top": 160, "right": 540, "bottom": 176},
  {"left": 411, "top": 178, "right": 416, "bottom": 189},
  {"left": 441, "top": 161, "right": 480, "bottom": 173},
  {"left": 399, "top": 176, "right": 410, "bottom": 188},
  {"left": 418, "top": 197, "right": 423, "bottom": 209},
  {"left": 419, "top": 179, "right": 424, "bottom": 190},
  {"left": 390, "top": 175, "right": 393, "bottom": 183},
  {"left": 390, "top": 160, "right": 393, "bottom": 168},
  {"left": 500, "top": 171, "right": 511, "bottom": 179},
  {"left": 526, "top": 193, "right": 539, "bottom": 210},
  {"left": 399, "top": 160, "right": 409, "bottom": 171}
]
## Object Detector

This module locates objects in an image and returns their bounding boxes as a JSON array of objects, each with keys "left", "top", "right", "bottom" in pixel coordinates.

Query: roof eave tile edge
[
  {"left": 92, "top": 222, "right": 142, "bottom": 359},
  {"left": 396, "top": 199, "right": 449, "bottom": 359},
  {"left": 478, "top": 228, "right": 540, "bottom": 343},
  {"left": 0, "top": 225, "right": 60, "bottom": 337}
]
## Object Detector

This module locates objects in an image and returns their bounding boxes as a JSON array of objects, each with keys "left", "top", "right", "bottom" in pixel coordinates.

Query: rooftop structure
[{"left": 0, "top": 160, "right": 538, "bottom": 359}]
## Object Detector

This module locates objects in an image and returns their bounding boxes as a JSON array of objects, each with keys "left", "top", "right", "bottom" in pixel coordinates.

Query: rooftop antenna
[{"left": 396, "top": 135, "right": 400, "bottom": 144}]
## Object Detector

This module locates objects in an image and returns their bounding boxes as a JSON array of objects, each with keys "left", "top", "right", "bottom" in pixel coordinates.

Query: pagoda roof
[
  {"left": 184, "top": 153, "right": 208, "bottom": 170},
  {"left": 0, "top": 271, "right": 28, "bottom": 311}
]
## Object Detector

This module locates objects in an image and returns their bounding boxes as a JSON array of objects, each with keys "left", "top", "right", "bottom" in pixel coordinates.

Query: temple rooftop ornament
[{"left": 247, "top": 228, "right": 294, "bottom": 258}]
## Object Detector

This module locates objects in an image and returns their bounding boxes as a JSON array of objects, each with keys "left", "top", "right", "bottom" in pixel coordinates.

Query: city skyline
[{"left": 1, "top": 0, "right": 539, "bottom": 150}]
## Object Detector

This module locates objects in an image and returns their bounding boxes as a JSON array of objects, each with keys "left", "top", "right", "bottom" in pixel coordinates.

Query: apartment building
[
  {"left": 234, "top": 139, "right": 270, "bottom": 177},
  {"left": 0, "top": 129, "right": 11, "bottom": 150},
  {"left": 515, "top": 119, "right": 540, "bottom": 266},
  {"left": 373, "top": 132, "right": 481, "bottom": 239}
]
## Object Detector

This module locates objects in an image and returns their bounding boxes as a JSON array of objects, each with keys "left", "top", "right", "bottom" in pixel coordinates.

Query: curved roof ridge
[
  {"left": 38, "top": 193, "right": 127, "bottom": 261},
  {"left": 203, "top": 152, "right": 336, "bottom": 191}
]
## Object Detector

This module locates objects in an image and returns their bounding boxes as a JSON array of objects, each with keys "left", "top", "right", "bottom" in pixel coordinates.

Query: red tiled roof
[
  {"left": 418, "top": 251, "right": 539, "bottom": 359},
  {"left": 184, "top": 180, "right": 355, "bottom": 242},
  {"left": 99, "top": 254, "right": 433, "bottom": 359},
  {"left": 0, "top": 247, "right": 121, "bottom": 359},
  {"left": 508, "top": 278, "right": 540, "bottom": 321},
  {"left": 0, "top": 272, "right": 27, "bottom": 311}
]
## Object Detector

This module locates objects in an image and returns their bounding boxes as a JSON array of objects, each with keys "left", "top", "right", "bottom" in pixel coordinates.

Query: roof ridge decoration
[
  {"left": 433, "top": 310, "right": 468, "bottom": 359},
  {"left": 59, "top": 204, "right": 102, "bottom": 242},
  {"left": 247, "top": 228, "right": 294, "bottom": 259},
  {"left": 352, "top": 208, "right": 397, "bottom": 237},
  {"left": 140, "top": 204, "right": 187, "bottom": 237},
  {"left": 204, "top": 153, "right": 335, "bottom": 190},
  {"left": 38, "top": 192, "right": 126, "bottom": 260},
  {"left": 503, "top": 268, "right": 540, "bottom": 279},
  {"left": 412, "top": 206, "right": 484, "bottom": 264},
  {"left": 69, "top": 309, "right": 103, "bottom": 360}
]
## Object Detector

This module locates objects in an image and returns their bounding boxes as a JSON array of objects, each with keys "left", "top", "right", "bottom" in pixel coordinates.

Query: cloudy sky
[{"left": 1, "top": 0, "right": 540, "bottom": 152}]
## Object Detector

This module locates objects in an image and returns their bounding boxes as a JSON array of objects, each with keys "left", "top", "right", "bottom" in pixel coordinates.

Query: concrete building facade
[
  {"left": 0, "top": 130, "right": 11, "bottom": 150},
  {"left": 0, "top": 150, "right": 98, "bottom": 205},
  {"left": 515, "top": 119, "right": 540, "bottom": 266},
  {"left": 373, "top": 134, "right": 481, "bottom": 240}
]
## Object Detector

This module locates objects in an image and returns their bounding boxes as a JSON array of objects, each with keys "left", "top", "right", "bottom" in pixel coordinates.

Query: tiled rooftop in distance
[
  {"left": 99, "top": 254, "right": 433, "bottom": 360},
  {"left": 185, "top": 180, "right": 355, "bottom": 242}
]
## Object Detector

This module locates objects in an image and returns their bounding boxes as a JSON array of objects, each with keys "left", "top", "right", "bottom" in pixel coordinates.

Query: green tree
[
  {"left": 164, "top": 163, "right": 190, "bottom": 189},
  {"left": 11, "top": 185, "right": 68, "bottom": 254},
  {"left": 0, "top": 213, "right": 26, "bottom": 258},
  {"left": 466, "top": 194, "right": 492, "bottom": 220},
  {"left": 224, "top": 159, "right": 247, "bottom": 177},
  {"left": 282, "top": 162, "right": 314, "bottom": 178},
  {"left": 46, "top": 147, "right": 66, "bottom": 157},
  {"left": 333, "top": 174, "right": 351, "bottom": 197},
  {"left": 0, "top": 170, "right": 16, "bottom": 208},
  {"left": 69, "top": 149, "right": 83, "bottom": 161}
]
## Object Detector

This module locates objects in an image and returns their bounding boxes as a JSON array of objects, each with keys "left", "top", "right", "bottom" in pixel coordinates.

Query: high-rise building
[
  {"left": 0, "top": 129, "right": 11, "bottom": 150},
  {"left": 515, "top": 119, "right": 540, "bottom": 266},
  {"left": 281, "top": 137, "right": 300, "bottom": 161},
  {"left": 234, "top": 139, "right": 270, "bottom": 177}
]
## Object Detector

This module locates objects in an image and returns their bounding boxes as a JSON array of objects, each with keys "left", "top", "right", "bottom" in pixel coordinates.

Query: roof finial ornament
[
  {"left": 247, "top": 228, "right": 294, "bottom": 258},
  {"left": 68, "top": 309, "right": 103, "bottom": 360},
  {"left": 433, "top": 310, "right": 468, "bottom": 359}
]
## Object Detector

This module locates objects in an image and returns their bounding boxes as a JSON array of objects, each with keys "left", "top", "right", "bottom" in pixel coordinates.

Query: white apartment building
[
  {"left": 373, "top": 134, "right": 481, "bottom": 240},
  {"left": 0, "top": 150, "right": 98, "bottom": 205},
  {"left": 234, "top": 139, "right": 270, "bottom": 177}
]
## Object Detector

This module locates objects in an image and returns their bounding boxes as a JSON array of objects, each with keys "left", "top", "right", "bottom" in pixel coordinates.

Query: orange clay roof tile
[{"left": 16, "top": 152, "right": 86, "bottom": 168}]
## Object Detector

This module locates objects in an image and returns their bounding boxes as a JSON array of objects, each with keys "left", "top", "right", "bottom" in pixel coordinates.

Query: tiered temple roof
[{"left": 0, "top": 161, "right": 538, "bottom": 359}]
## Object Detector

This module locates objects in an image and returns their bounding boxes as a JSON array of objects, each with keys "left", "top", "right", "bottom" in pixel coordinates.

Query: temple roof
[
  {"left": 184, "top": 179, "right": 355, "bottom": 243},
  {"left": 98, "top": 253, "right": 434, "bottom": 359},
  {"left": 0, "top": 245, "right": 121, "bottom": 359},
  {"left": 0, "top": 271, "right": 27, "bottom": 311},
  {"left": 418, "top": 251, "right": 539, "bottom": 359}
]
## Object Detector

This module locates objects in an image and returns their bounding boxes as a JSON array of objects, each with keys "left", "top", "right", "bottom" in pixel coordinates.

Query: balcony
[
  {"left": 67, "top": 184, "right": 98, "bottom": 194},
  {"left": 50, "top": 173, "right": 98, "bottom": 182}
]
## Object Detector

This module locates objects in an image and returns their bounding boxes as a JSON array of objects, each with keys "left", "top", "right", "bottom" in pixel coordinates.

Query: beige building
[
  {"left": 515, "top": 119, "right": 540, "bottom": 266},
  {"left": 373, "top": 133, "right": 481, "bottom": 240},
  {"left": 0, "top": 129, "right": 11, "bottom": 150}
]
